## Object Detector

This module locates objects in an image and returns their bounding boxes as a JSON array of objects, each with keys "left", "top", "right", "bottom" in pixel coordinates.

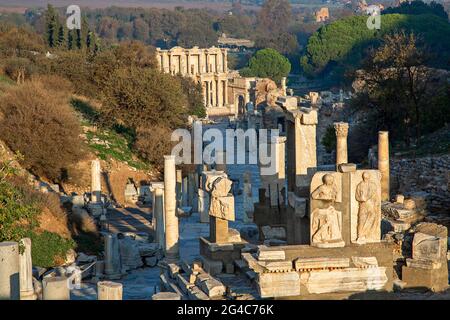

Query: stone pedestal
[
  {"left": 164, "top": 155, "right": 179, "bottom": 261},
  {"left": 42, "top": 277, "right": 70, "bottom": 300},
  {"left": 153, "top": 187, "right": 165, "bottom": 247},
  {"left": 378, "top": 131, "right": 390, "bottom": 201},
  {"left": 210, "top": 216, "right": 229, "bottom": 243},
  {"left": 104, "top": 233, "right": 122, "bottom": 279},
  {"left": 91, "top": 159, "right": 102, "bottom": 204},
  {"left": 199, "top": 237, "right": 247, "bottom": 275},
  {"left": 152, "top": 292, "right": 181, "bottom": 300},
  {"left": 97, "top": 281, "right": 123, "bottom": 300},
  {"left": 19, "top": 238, "right": 36, "bottom": 300},
  {"left": 0, "top": 242, "right": 20, "bottom": 300},
  {"left": 334, "top": 122, "right": 349, "bottom": 167}
]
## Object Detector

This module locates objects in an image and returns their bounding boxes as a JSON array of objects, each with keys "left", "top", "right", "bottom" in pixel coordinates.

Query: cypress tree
[
  {"left": 45, "top": 4, "right": 58, "bottom": 47},
  {"left": 57, "top": 25, "right": 65, "bottom": 47},
  {"left": 67, "top": 30, "right": 73, "bottom": 50}
]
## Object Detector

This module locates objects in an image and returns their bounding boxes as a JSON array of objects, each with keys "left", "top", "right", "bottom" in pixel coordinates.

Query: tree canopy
[
  {"left": 300, "top": 14, "right": 450, "bottom": 80},
  {"left": 240, "top": 48, "right": 291, "bottom": 83}
]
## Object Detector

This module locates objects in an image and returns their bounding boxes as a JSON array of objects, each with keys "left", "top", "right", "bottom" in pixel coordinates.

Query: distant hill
[
  {"left": 0, "top": 1, "right": 237, "bottom": 10},
  {"left": 300, "top": 13, "right": 450, "bottom": 80}
]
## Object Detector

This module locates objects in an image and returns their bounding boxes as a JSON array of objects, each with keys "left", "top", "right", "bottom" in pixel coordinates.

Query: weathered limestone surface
[
  {"left": 19, "top": 238, "right": 36, "bottom": 300},
  {"left": 91, "top": 159, "right": 102, "bottom": 203},
  {"left": 310, "top": 173, "right": 344, "bottom": 248},
  {"left": 257, "top": 247, "right": 286, "bottom": 261},
  {"left": 294, "top": 257, "right": 350, "bottom": 271},
  {"left": 390, "top": 154, "right": 450, "bottom": 212},
  {"left": 153, "top": 187, "right": 165, "bottom": 247},
  {"left": 42, "top": 277, "right": 70, "bottom": 300},
  {"left": 378, "top": 131, "right": 390, "bottom": 201},
  {"left": 104, "top": 233, "right": 122, "bottom": 279},
  {"left": 0, "top": 241, "right": 20, "bottom": 300},
  {"left": 285, "top": 108, "right": 318, "bottom": 196},
  {"left": 164, "top": 155, "right": 179, "bottom": 260},
  {"left": 152, "top": 292, "right": 181, "bottom": 300},
  {"left": 97, "top": 281, "right": 123, "bottom": 300},
  {"left": 302, "top": 267, "right": 388, "bottom": 294},
  {"left": 257, "top": 272, "right": 300, "bottom": 298},
  {"left": 334, "top": 122, "right": 349, "bottom": 167},
  {"left": 195, "top": 273, "right": 226, "bottom": 298},
  {"left": 198, "top": 188, "right": 210, "bottom": 223},
  {"left": 402, "top": 222, "right": 448, "bottom": 291}
]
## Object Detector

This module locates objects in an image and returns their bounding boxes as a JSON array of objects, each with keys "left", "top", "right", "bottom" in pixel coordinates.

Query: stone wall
[{"left": 391, "top": 154, "right": 450, "bottom": 213}]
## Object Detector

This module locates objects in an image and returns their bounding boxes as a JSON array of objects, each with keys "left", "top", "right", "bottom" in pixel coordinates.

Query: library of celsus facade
[{"left": 156, "top": 46, "right": 233, "bottom": 116}]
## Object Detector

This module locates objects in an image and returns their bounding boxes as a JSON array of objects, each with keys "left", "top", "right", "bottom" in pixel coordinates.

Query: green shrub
[
  {"left": 0, "top": 78, "right": 87, "bottom": 182},
  {"left": 0, "top": 160, "right": 39, "bottom": 247},
  {"left": 28, "top": 231, "right": 76, "bottom": 267}
]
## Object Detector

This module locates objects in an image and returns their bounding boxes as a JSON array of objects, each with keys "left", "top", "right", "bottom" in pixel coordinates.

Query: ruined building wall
[{"left": 390, "top": 154, "right": 450, "bottom": 213}]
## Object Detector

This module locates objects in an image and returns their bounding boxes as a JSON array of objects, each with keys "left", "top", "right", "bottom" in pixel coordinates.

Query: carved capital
[{"left": 334, "top": 122, "right": 349, "bottom": 138}]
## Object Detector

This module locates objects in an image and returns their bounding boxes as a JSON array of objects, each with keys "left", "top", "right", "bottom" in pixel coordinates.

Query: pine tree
[
  {"left": 76, "top": 29, "right": 82, "bottom": 50},
  {"left": 45, "top": 4, "right": 58, "bottom": 47}
]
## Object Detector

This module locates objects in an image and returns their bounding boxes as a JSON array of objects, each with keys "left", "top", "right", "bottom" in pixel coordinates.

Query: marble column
[
  {"left": 334, "top": 122, "right": 349, "bottom": 167},
  {"left": 91, "top": 159, "right": 101, "bottom": 203},
  {"left": 42, "top": 277, "right": 70, "bottom": 300},
  {"left": 217, "top": 79, "right": 223, "bottom": 107},
  {"left": 243, "top": 172, "right": 254, "bottom": 223},
  {"left": 186, "top": 53, "right": 191, "bottom": 75},
  {"left": 202, "top": 82, "right": 207, "bottom": 106},
  {"left": 164, "top": 155, "right": 179, "bottom": 261},
  {"left": 208, "top": 81, "right": 212, "bottom": 107},
  {"left": 182, "top": 176, "right": 188, "bottom": 207},
  {"left": 281, "top": 77, "right": 287, "bottom": 96},
  {"left": 378, "top": 131, "right": 390, "bottom": 201},
  {"left": 176, "top": 169, "right": 182, "bottom": 208},
  {"left": 154, "top": 187, "right": 165, "bottom": 247},
  {"left": 224, "top": 79, "right": 228, "bottom": 105},
  {"left": 223, "top": 50, "right": 228, "bottom": 72},
  {"left": 0, "top": 242, "right": 20, "bottom": 300},
  {"left": 104, "top": 233, "right": 122, "bottom": 279},
  {"left": 212, "top": 80, "right": 217, "bottom": 107},
  {"left": 19, "top": 238, "right": 36, "bottom": 300},
  {"left": 97, "top": 281, "right": 123, "bottom": 300}
]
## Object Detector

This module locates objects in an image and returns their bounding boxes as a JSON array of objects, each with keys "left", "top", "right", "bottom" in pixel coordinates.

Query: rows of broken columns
[{"left": 1, "top": 94, "right": 448, "bottom": 300}]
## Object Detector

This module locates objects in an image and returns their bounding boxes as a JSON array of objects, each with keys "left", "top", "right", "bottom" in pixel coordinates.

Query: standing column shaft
[
  {"left": 97, "top": 281, "right": 122, "bottom": 300},
  {"left": 104, "top": 233, "right": 121, "bottom": 278},
  {"left": 176, "top": 169, "right": 183, "bottom": 208},
  {"left": 334, "top": 122, "right": 349, "bottom": 167},
  {"left": 378, "top": 131, "right": 390, "bottom": 201},
  {"left": 0, "top": 242, "right": 20, "bottom": 300},
  {"left": 164, "top": 155, "right": 179, "bottom": 260},
  {"left": 91, "top": 160, "right": 102, "bottom": 203},
  {"left": 154, "top": 187, "right": 165, "bottom": 247},
  {"left": 19, "top": 238, "right": 36, "bottom": 300}
]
